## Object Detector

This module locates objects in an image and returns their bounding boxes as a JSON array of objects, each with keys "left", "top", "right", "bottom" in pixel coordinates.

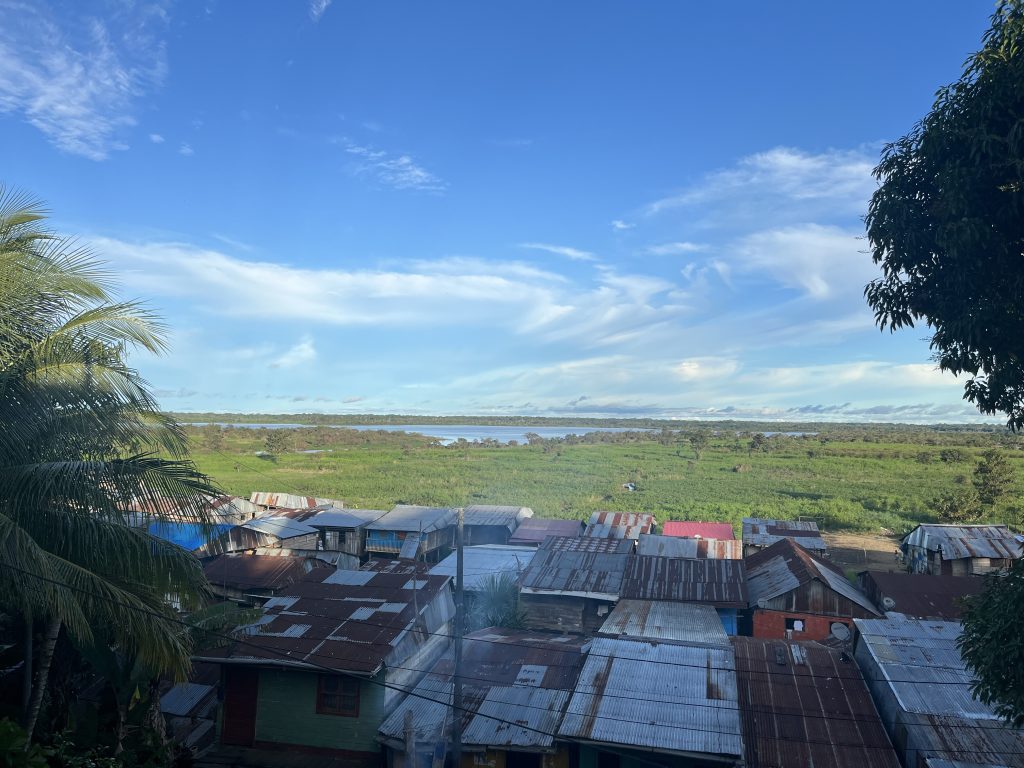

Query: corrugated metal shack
[
  {"left": 462, "top": 505, "right": 534, "bottom": 545},
  {"left": 662, "top": 521, "right": 735, "bottom": 540},
  {"left": 202, "top": 553, "right": 329, "bottom": 605},
  {"left": 856, "top": 570, "right": 984, "bottom": 619},
  {"left": 379, "top": 628, "right": 587, "bottom": 768},
  {"left": 508, "top": 517, "right": 584, "bottom": 546},
  {"left": 195, "top": 560, "right": 455, "bottom": 766},
  {"left": 250, "top": 491, "right": 344, "bottom": 513},
  {"left": 902, "top": 524, "right": 1022, "bottom": 576},
  {"left": 192, "top": 511, "right": 322, "bottom": 558},
  {"left": 853, "top": 615, "right": 1024, "bottom": 768},
  {"left": 583, "top": 511, "right": 656, "bottom": 540},
  {"left": 732, "top": 636, "right": 900, "bottom": 768},
  {"left": 429, "top": 544, "right": 536, "bottom": 591},
  {"left": 302, "top": 506, "right": 388, "bottom": 560},
  {"left": 519, "top": 536, "right": 632, "bottom": 634},
  {"left": 745, "top": 538, "right": 878, "bottom": 640},
  {"left": 742, "top": 517, "right": 827, "bottom": 556},
  {"left": 365, "top": 505, "right": 457, "bottom": 562},
  {"left": 599, "top": 599, "right": 731, "bottom": 648},
  {"left": 637, "top": 533, "right": 743, "bottom": 559},
  {"left": 559, "top": 637, "right": 743, "bottom": 768},
  {"left": 619, "top": 555, "right": 747, "bottom": 635}
]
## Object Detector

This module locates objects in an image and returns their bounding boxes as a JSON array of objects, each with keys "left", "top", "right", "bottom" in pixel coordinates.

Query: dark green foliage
[
  {"left": 689, "top": 431, "right": 709, "bottom": 461},
  {"left": 865, "top": 1, "right": 1024, "bottom": 429},
  {"left": 940, "top": 448, "right": 968, "bottom": 463},
  {"left": 959, "top": 559, "right": 1024, "bottom": 726},
  {"left": 0, "top": 720, "right": 48, "bottom": 767},
  {"left": 467, "top": 573, "right": 526, "bottom": 631},
  {"left": 263, "top": 430, "right": 289, "bottom": 455},
  {"left": 932, "top": 486, "right": 982, "bottom": 523},
  {"left": 973, "top": 448, "right": 1015, "bottom": 505},
  {"left": 748, "top": 433, "right": 769, "bottom": 455}
]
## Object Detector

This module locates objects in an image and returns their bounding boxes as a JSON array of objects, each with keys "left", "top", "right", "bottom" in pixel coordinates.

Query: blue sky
[{"left": 0, "top": 0, "right": 1001, "bottom": 422}]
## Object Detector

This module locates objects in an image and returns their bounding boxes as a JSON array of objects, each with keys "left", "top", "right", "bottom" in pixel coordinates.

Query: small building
[
  {"left": 507, "top": 517, "right": 584, "bottom": 546},
  {"left": 250, "top": 491, "right": 343, "bottom": 513},
  {"left": 364, "top": 505, "right": 457, "bottom": 562},
  {"left": 637, "top": 533, "right": 743, "bottom": 559},
  {"left": 854, "top": 614, "right": 1024, "bottom": 768},
  {"left": 378, "top": 628, "right": 587, "bottom": 768},
  {"left": 201, "top": 553, "right": 328, "bottom": 605},
  {"left": 197, "top": 560, "right": 454, "bottom": 767},
  {"left": 303, "top": 506, "right": 388, "bottom": 560},
  {"left": 599, "top": 598, "right": 731, "bottom": 648},
  {"left": 901, "top": 524, "right": 1022, "bottom": 576},
  {"left": 732, "top": 636, "right": 900, "bottom": 768},
  {"left": 662, "top": 520, "right": 735, "bottom": 540},
  {"left": 857, "top": 570, "right": 984, "bottom": 620},
  {"left": 192, "top": 511, "right": 322, "bottom": 558},
  {"left": 583, "top": 511, "right": 656, "bottom": 539},
  {"left": 745, "top": 538, "right": 878, "bottom": 640},
  {"left": 619, "top": 555, "right": 747, "bottom": 635},
  {"left": 462, "top": 504, "right": 533, "bottom": 545},
  {"left": 428, "top": 544, "right": 536, "bottom": 591},
  {"left": 558, "top": 636, "right": 743, "bottom": 768},
  {"left": 519, "top": 536, "right": 632, "bottom": 634},
  {"left": 742, "top": 517, "right": 827, "bottom": 556}
]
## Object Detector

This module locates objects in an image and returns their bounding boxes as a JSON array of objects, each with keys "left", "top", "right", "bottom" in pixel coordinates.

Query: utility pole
[{"left": 451, "top": 507, "right": 465, "bottom": 768}]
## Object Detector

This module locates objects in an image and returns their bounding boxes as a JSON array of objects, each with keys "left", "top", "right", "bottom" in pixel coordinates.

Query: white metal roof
[
  {"left": 599, "top": 599, "right": 730, "bottom": 647},
  {"left": 366, "top": 505, "right": 457, "bottom": 533},
  {"left": 429, "top": 545, "right": 536, "bottom": 590}
]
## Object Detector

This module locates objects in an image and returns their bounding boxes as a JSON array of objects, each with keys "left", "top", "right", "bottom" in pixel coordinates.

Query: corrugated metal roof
[
  {"left": 859, "top": 571, "right": 984, "bottom": 619},
  {"left": 429, "top": 545, "right": 536, "bottom": 590},
  {"left": 520, "top": 546, "right": 631, "bottom": 600},
  {"left": 599, "top": 599, "right": 730, "bottom": 647},
  {"left": 637, "top": 534, "right": 743, "bottom": 559},
  {"left": 743, "top": 517, "right": 827, "bottom": 550},
  {"left": 558, "top": 637, "right": 742, "bottom": 759},
  {"left": 304, "top": 506, "right": 387, "bottom": 529},
  {"left": 663, "top": 521, "right": 735, "bottom": 540},
  {"left": 366, "top": 505, "right": 457, "bottom": 533},
  {"left": 902, "top": 524, "right": 1023, "bottom": 560},
  {"left": 379, "top": 628, "right": 587, "bottom": 751},
  {"left": 250, "top": 491, "right": 342, "bottom": 509},
  {"left": 620, "top": 556, "right": 748, "bottom": 606},
  {"left": 746, "top": 539, "right": 879, "bottom": 614},
  {"left": 584, "top": 511, "right": 656, "bottom": 540},
  {"left": 203, "top": 553, "right": 324, "bottom": 591},
  {"left": 244, "top": 515, "right": 318, "bottom": 538},
  {"left": 540, "top": 535, "right": 634, "bottom": 554},
  {"left": 732, "top": 637, "right": 900, "bottom": 768},
  {"left": 160, "top": 683, "right": 215, "bottom": 717},
  {"left": 463, "top": 505, "right": 534, "bottom": 531},
  {"left": 508, "top": 518, "right": 584, "bottom": 545}
]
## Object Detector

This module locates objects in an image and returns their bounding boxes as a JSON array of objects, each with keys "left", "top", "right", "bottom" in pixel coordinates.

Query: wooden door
[{"left": 221, "top": 667, "right": 259, "bottom": 745}]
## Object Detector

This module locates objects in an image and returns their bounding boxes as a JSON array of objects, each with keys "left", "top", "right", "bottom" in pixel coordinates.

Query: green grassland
[{"left": 183, "top": 425, "right": 1024, "bottom": 537}]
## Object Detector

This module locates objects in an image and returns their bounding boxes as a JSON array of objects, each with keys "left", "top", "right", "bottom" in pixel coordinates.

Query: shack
[
  {"left": 378, "top": 628, "right": 587, "bottom": 768},
  {"left": 558, "top": 637, "right": 743, "bottom": 768},
  {"left": 250, "top": 491, "right": 343, "bottom": 513},
  {"left": 742, "top": 517, "right": 827, "bottom": 556},
  {"left": 364, "top": 505, "right": 457, "bottom": 562},
  {"left": 303, "top": 506, "right": 388, "bottom": 560},
  {"left": 202, "top": 553, "right": 329, "bottom": 605},
  {"left": 583, "top": 511, "right": 656, "bottom": 539},
  {"left": 508, "top": 518, "right": 585, "bottom": 546},
  {"left": 636, "top": 534, "right": 743, "bottom": 559},
  {"left": 745, "top": 538, "right": 878, "bottom": 640},
  {"left": 901, "top": 523, "right": 1022, "bottom": 576},
  {"left": 856, "top": 570, "right": 984, "bottom": 619},
  {"left": 519, "top": 536, "right": 632, "bottom": 634},
  {"left": 662, "top": 521, "right": 735, "bottom": 539},
  {"left": 853, "top": 615, "right": 1024, "bottom": 768},
  {"left": 193, "top": 511, "right": 322, "bottom": 558},
  {"left": 732, "top": 636, "right": 900, "bottom": 768},
  {"left": 619, "top": 555, "right": 747, "bottom": 635},
  {"left": 196, "top": 560, "right": 454, "bottom": 767},
  {"left": 462, "top": 504, "right": 533, "bottom": 545}
]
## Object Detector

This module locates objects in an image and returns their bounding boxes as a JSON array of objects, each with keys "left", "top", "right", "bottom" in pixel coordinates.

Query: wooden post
[
  {"left": 404, "top": 709, "right": 414, "bottom": 768},
  {"left": 452, "top": 507, "right": 465, "bottom": 768}
]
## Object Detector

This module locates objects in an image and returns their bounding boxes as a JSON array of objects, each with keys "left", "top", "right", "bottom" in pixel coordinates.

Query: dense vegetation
[{"left": 184, "top": 423, "right": 1024, "bottom": 536}]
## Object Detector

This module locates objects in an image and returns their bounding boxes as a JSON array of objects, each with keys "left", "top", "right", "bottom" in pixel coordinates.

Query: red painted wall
[{"left": 751, "top": 610, "right": 852, "bottom": 641}]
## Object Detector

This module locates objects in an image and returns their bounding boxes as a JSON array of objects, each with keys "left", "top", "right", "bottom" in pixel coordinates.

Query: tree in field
[
  {"left": 748, "top": 433, "right": 769, "bottom": 455},
  {"left": 958, "top": 559, "right": 1024, "bottom": 726},
  {"left": 264, "top": 429, "right": 290, "bottom": 455},
  {"left": 932, "top": 486, "right": 982, "bottom": 524},
  {"left": 865, "top": 0, "right": 1024, "bottom": 430},
  {"left": 689, "top": 431, "right": 709, "bottom": 461},
  {"left": 0, "top": 189, "right": 219, "bottom": 742},
  {"left": 973, "top": 448, "right": 1015, "bottom": 505}
]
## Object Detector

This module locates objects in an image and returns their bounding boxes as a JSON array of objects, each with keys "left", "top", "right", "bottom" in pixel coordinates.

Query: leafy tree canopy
[{"left": 865, "top": 0, "right": 1024, "bottom": 429}]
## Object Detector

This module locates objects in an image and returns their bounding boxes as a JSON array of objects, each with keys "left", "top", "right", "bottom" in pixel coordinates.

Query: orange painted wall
[{"left": 751, "top": 610, "right": 852, "bottom": 641}]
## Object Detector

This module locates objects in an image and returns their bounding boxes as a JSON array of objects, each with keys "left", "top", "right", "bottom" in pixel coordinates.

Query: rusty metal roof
[
  {"left": 366, "top": 505, "right": 457, "bottom": 533},
  {"left": 746, "top": 538, "right": 879, "bottom": 614},
  {"left": 637, "top": 534, "right": 743, "bottom": 559},
  {"left": 429, "top": 545, "right": 536, "bottom": 590},
  {"left": 902, "top": 524, "right": 1023, "bottom": 560},
  {"left": 520, "top": 545, "right": 632, "bottom": 600},
  {"left": 378, "top": 628, "right": 587, "bottom": 751},
  {"left": 539, "top": 535, "right": 634, "bottom": 554},
  {"left": 599, "top": 599, "right": 730, "bottom": 647},
  {"left": 620, "top": 555, "right": 748, "bottom": 606},
  {"left": 858, "top": 571, "right": 983, "bottom": 619},
  {"left": 250, "top": 491, "right": 342, "bottom": 509},
  {"left": 743, "top": 517, "right": 827, "bottom": 550},
  {"left": 463, "top": 505, "right": 534, "bottom": 531},
  {"left": 508, "top": 518, "right": 584, "bottom": 545},
  {"left": 663, "top": 521, "right": 735, "bottom": 540},
  {"left": 558, "top": 637, "right": 742, "bottom": 759},
  {"left": 583, "top": 511, "right": 656, "bottom": 540},
  {"left": 732, "top": 636, "right": 900, "bottom": 768},
  {"left": 214, "top": 560, "right": 454, "bottom": 676},
  {"left": 202, "top": 553, "right": 324, "bottom": 591}
]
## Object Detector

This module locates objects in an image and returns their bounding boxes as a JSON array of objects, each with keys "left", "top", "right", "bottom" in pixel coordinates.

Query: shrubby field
[{"left": 181, "top": 421, "right": 1024, "bottom": 537}]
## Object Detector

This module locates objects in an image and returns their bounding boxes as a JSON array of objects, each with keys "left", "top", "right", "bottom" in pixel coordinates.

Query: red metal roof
[
  {"left": 858, "top": 570, "right": 984, "bottom": 619},
  {"left": 202, "top": 554, "right": 321, "bottom": 591},
  {"left": 732, "top": 636, "right": 900, "bottom": 768},
  {"left": 663, "top": 521, "right": 735, "bottom": 540}
]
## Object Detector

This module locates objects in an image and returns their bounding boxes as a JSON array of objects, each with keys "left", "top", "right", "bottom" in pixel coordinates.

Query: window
[
  {"left": 316, "top": 675, "right": 360, "bottom": 717},
  {"left": 785, "top": 617, "right": 805, "bottom": 633}
]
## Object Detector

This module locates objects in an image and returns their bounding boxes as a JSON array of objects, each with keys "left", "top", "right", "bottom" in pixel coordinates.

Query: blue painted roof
[{"left": 146, "top": 521, "right": 234, "bottom": 551}]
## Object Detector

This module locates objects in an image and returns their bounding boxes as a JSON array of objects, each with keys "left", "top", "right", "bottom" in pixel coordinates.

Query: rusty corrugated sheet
[
  {"left": 520, "top": 545, "right": 631, "bottom": 599},
  {"left": 902, "top": 524, "right": 1023, "bottom": 561},
  {"left": 540, "top": 535, "right": 634, "bottom": 554},
  {"left": 620, "top": 555, "right": 748, "bottom": 606},
  {"left": 366, "top": 505, "right": 457, "bottom": 533},
  {"left": 637, "top": 534, "right": 743, "bottom": 559},
  {"left": 743, "top": 517, "right": 827, "bottom": 550},
  {"left": 202, "top": 553, "right": 321, "bottom": 591},
  {"left": 249, "top": 491, "right": 343, "bottom": 510},
  {"left": 732, "top": 636, "right": 901, "bottom": 768},
  {"left": 599, "top": 599, "right": 730, "bottom": 647},
  {"left": 858, "top": 571, "right": 983, "bottom": 619},
  {"left": 663, "top": 521, "right": 735, "bottom": 540},
  {"left": 463, "top": 505, "right": 534, "bottom": 531},
  {"left": 508, "top": 518, "right": 584, "bottom": 545},
  {"left": 584, "top": 511, "right": 656, "bottom": 540}
]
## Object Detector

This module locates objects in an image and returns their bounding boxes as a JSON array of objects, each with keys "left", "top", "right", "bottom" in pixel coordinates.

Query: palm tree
[{"left": 0, "top": 188, "right": 220, "bottom": 743}]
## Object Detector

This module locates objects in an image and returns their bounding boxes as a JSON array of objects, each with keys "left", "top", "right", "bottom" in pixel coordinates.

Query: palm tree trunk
[
  {"left": 21, "top": 614, "right": 33, "bottom": 717},
  {"left": 23, "top": 617, "right": 61, "bottom": 746}
]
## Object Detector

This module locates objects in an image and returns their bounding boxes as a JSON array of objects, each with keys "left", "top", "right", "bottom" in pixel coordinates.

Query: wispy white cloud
[
  {"left": 271, "top": 337, "right": 317, "bottom": 368},
  {"left": 519, "top": 242, "right": 596, "bottom": 262},
  {"left": 611, "top": 220, "right": 634, "bottom": 231},
  {"left": 149, "top": 133, "right": 164, "bottom": 144},
  {"left": 0, "top": 1, "right": 168, "bottom": 160},
  {"left": 309, "top": 0, "right": 332, "bottom": 22},
  {"left": 674, "top": 357, "right": 741, "bottom": 381},
  {"left": 339, "top": 139, "right": 446, "bottom": 192},
  {"left": 178, "top": 143, "right": 194, "bottom": 156},
  {"left": 647, "top": 241, "right": 707, "bottom": 256}
]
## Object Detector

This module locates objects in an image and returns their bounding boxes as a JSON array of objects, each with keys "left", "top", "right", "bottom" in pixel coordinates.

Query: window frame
[{"left": 316, "top": 674, "right": 361, "bottom": 717}]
